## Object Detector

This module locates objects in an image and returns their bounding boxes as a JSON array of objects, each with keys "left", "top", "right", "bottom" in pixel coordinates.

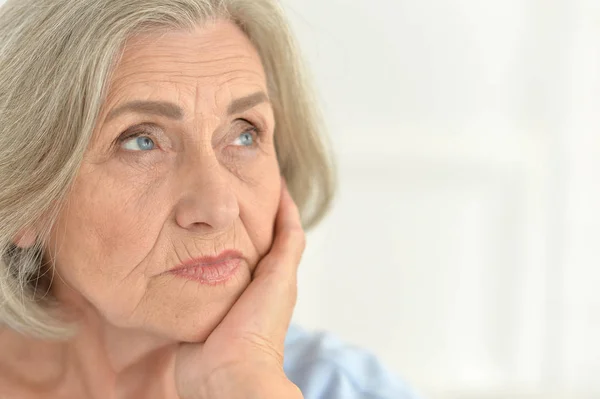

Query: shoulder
[{"left": 283, "top": 324, "right": 421, "bottom": 399}]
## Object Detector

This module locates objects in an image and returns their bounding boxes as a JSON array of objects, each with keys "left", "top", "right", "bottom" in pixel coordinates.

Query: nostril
[{"left": 174, "top": 188, "right": 239, "bottom": 233}]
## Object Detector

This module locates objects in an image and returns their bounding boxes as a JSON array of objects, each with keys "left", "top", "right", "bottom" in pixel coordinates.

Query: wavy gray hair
[{"left": 0, "top": 0, "right": 335, "bottom": 338}]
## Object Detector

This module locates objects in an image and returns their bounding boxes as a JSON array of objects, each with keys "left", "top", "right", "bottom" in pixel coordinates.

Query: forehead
[{"left": 104, "top": 20, "right": 268, "bottom": 108}]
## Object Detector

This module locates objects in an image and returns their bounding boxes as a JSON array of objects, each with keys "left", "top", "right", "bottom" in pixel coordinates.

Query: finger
[
  {"left": 254, "top": 177, "right": 305, "bottom": 280},
  {"left": 214, "top": 178, "right": 305, "bottom": 352}
]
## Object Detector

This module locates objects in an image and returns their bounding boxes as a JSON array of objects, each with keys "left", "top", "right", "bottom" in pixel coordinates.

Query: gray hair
[{"left": 0, "top": 0, "right": 335, "bottom": 338}]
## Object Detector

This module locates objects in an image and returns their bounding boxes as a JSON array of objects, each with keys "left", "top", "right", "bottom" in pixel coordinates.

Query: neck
[{"left": 53, "top": 283, "right": 180, "bottom": 398}]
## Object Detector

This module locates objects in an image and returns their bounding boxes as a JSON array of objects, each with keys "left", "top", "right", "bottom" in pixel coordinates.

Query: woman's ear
[
  {"left": 13, "top": 207, "right": 54, "bottom": 249},
  {"left": 13, "top": 228, "right": 37, "bottom": 249}
]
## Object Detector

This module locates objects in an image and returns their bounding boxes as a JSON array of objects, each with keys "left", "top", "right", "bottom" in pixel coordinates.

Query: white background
[
  {"left": 284, "top": 0, "right": 600, "bottom": 398},
  {"left": 1, "top": 0, "right": 598, "bottom": 398}
]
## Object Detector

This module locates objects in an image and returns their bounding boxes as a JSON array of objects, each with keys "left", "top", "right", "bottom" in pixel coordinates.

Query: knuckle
[
  {"left": 283, "top": 226, "right": 305, "bottom": 249},
  {"left": 298, "top": 231, "right": 307, "bottom": 251}
]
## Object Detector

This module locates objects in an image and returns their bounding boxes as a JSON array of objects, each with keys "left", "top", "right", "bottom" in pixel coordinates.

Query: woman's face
[{"left": 46, "top": 20, "right": 281, "bottom": 342}]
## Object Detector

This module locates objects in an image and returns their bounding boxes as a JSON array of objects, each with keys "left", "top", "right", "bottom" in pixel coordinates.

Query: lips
[{"left": 167, "top": 250, "right": 243, "bottom": 285}]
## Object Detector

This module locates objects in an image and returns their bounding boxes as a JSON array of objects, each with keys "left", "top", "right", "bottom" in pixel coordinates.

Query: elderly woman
[{"left": 0, "top": 0, "right": 418, "bottom": 398}]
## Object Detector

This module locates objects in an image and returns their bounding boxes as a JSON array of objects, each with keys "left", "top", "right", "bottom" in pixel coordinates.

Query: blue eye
[
  {"left": 233, "top": 131, "right": 255, "bottom": 147},
  {"left": 121, "top": 135, "right": 156, "bottom": 151}
]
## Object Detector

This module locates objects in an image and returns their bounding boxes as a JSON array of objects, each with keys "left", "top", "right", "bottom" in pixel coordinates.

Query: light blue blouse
[{"left": 284, "top": 324, "right": 421, "bottom": 399}]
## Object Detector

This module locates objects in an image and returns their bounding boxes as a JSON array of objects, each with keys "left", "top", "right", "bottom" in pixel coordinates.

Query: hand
[{"left": 175, "top": 179, "right": 305, "bottom": 399}]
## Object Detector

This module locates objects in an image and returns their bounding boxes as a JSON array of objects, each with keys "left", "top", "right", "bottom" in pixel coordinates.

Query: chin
[
  {"left": 157, "top": 280, "right": 250, "bottom": 343},
  {"left": 110, "top": 265, "right": 251, "bottom": 343}
]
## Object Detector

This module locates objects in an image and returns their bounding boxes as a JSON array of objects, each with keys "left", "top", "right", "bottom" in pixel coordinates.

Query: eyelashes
[
  {"left": 114, "top": 123, "right": 160, "bottom": 149},
  {"left": 113, "top": 118, "right": 267, "bottom": 152},
  {"left": 230, "top": 119, "right": 263, "bottom": 147}
]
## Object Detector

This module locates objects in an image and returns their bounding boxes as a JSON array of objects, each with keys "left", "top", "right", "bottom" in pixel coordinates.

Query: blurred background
[
  {"left": 284, "top": 0, "right": 600, "bottom": 398},
  {"left": 1, "top": 0, "right": 596, "bottom": 397}
]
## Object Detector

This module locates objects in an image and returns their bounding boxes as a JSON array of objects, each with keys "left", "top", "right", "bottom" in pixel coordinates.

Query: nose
[{"left": 174, "top": 157, "right": 239, "bottom": 234}]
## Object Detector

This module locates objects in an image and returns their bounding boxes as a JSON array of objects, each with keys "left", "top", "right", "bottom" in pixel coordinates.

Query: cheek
[
  {"left": 238, "top": 161, "right": 281, "bottom": 257},
  {"left": 48, "top": 171, "right": 165, "bottom": 301}
]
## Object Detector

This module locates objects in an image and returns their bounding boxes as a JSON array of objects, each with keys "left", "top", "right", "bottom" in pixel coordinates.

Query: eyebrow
[
  {"left": 106, "top": 91, "right": 269, "bottom": 122},
  {"left": 106, "top": 100, "right": 183, "bottom": 121},
  {"left": 227, "top": 91, "right": 269, "bottom": 115}
]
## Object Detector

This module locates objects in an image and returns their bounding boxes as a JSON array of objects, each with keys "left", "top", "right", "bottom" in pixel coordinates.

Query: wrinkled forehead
[{"left": 102, "top": 21, "right": 269, "bottom": 118}]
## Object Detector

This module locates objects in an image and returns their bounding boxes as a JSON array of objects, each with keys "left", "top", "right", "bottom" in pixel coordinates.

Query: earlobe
[{"left": 13, "top": 228, "right": 37, "bottom": 248}]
